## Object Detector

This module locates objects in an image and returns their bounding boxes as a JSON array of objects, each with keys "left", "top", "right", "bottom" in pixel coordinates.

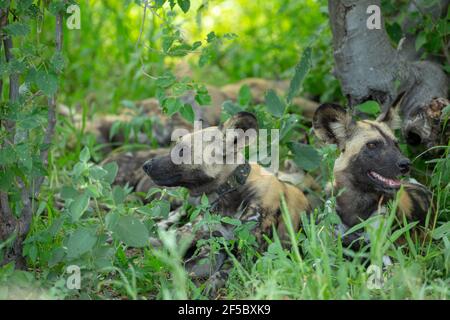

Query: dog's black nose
[
  {"left": 142, "top": 160, "right": 153, "bottom": 174},
  {"left": 397, "top": 159, "right": 411, "bottom": 174}
]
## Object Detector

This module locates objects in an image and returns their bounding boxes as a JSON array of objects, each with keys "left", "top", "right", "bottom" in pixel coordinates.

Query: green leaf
[
  {"left": 162, "top": 35, "right": 176, "bottom": 53},
  {"left": 112, "top": 186, "right": 126, "bottom": 205},
  {"left": 48, "top": 0, "right": 66, "bottom": 14},
  {"left": 48, "top": 248, "right": 65, "bottom": 267},
  {"left": 145, "top": 187, "right": 163, "bottom": 200},
  {"left": 67, "top": 227, "right": 97, "bottom": 259},
  {"left": 195, "top": 86, "right": 212, "bottom": 105},
  {"left": 287, "top": 47, "right": 312, "bottom": 103},
  {"left": 136, "top": 206, "right": 153, "bottom": 216},
  {"left": 168, "top": 43, "right": 193, "bottom": 57},
  {"left": 164, "top": 97, "right": 183, "bottom": 116},
  {"left": 17, "top": 0, "right": 33, "bottom": 13},
  {"left": 60, "top": 186, "right": 79, "bottom": 201},
  {"left": 105, "top": 211, "right": 120, "bottom": 230},
  {"left": 111, "top": 216, "right": 149, "bottom": 248},
  {"left": 177, "top": 0, "right": 190, "bottom": 13},
  {"left": 238, "top": 85, "right": 252, "bottom": 106},
  {"left": 192, "top": 40, "right": 202, "bottom": 50},
  {"left": 265, "top": 89, "right": 285, "bottom": 117},
  {"left": 206, "top": 31, "right": 217, "bottom": 43},
  {"left": 280, "top": 114, "right": 300, "bottom": 141},
  {"left": 386, "top": 22, "right": 402, "bottom": 44},
  {"left": 50, "top": 52, "right": 65, "bottom": 73},
  {"left": 79, "top": 147, "right": 90, "bottom": 162},
  {"left": 356, "top": 100, "right": 380, "bottom": 115},
  {"left": 154, "top": 0, "right": 167, "bottom": 9},
  {"left": 109, "top": 121, "right": 122, "bottom": 140},
  {"left": 35, "top": 70, "right": 58, "bottom": 97},
  {"left": 201, "top": 194, "right": 209, "bottom": 206},
  {"left": 221, "top": 216, "right": 242, "bottom": 226},
  {"left": 222, "top": 101, "right": 243, "bottom": 117},
  {"left": 432, "top": 222, "right": 450, "bottom": 240},
  {"left": 4, "top": 22, "right": 30, "bottom": 37},
  {"left": 102, "top": 162, "right": 118, "bottom": 184},
  {"left": 89, "top": 166, "right": 107, "bottom": 180},
  {"left": 69, "top": 192, "right": 90, "bottom": 222},
  {"left": 179, "top": 103, "right": 195, "bottom": 123},
  {"left": 415, "top": 32, "right": 427, "bottom": 51},
  {"left": 48, "top": 217, "right": 65, "bottom": 237},
  {"left": 155, "top": 72, "right": 176, "bottom": 88},
  {"left": 441, "top": 104, "right": 450, "bottom": 119},
  {"left": 288, "top": 142, "right": 321, "bottom": 171},
  {"left": 0, "top": 146, "right": 16, "bottom": 166},
  {"left": 0, "top": 169, "right": 13, "bottom": 191},
  {"left": 151, "top": 200, "right": 170, "bottom": 218}
]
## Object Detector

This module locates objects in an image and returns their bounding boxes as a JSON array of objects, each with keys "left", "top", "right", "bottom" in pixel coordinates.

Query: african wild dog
[
  {"left": 142, "top": 112, "right": 310, "bottom": 294},
  {"left": 313, "top": 103, "right": 433, "bottom": 247}
]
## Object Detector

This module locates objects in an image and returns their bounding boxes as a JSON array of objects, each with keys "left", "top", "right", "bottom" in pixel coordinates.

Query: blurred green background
[{"left": 58, "top": 0, "right": 340, "bottom": 113}]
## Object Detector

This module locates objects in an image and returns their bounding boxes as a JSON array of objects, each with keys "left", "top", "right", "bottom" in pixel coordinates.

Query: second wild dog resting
[
  {"left": 142, "top": 112, "right": 310, "bottom": 294},
  {"left": 313, "top": 103, "right": 433, "bottom": 246}
]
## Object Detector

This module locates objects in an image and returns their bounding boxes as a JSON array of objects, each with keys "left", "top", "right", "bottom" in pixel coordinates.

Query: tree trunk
[
  {"left": 328, "top": 0, "right": 449, "bottom": 148},
  {"left": 0, "top": 4, "right": 63, "bottom": 268}
]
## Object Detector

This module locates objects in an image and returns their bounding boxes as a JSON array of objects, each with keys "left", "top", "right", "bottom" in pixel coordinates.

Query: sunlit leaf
[{"left": 287, "top": 47, "right": 312, "bottom": 103}]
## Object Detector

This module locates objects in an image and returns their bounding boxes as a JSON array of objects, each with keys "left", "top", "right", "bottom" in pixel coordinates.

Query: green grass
[
  {"left": 1, "top": 126, "right": 448, "bottom": 300},
  {"left": 0, "top": 0, "right": 449, "bottom": 300}
]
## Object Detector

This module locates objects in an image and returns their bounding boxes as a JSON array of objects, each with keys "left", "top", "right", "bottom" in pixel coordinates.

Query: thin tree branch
[
  {"left": 0, "top": 3, "right": 14, "bottom": 222},
  {"left": 34, "top": 8, "right": 64, "bottom": 196},
  {"left": 0, "top": 192, "right": 12, "bottom": 219},
  {"left": 136, "top": 0, "right": 148, "bottom": 48}
]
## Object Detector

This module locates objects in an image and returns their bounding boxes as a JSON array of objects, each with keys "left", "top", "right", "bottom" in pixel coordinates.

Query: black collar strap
[{"left": 216, "top": 163, "right": 251, "bottom": 196}]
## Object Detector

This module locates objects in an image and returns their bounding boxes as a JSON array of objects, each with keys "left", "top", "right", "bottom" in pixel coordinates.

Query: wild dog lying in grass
[
  {"left": 142, "top": 112, "right": 310, "bottom": 295},
  {"left": 59, "top": 78, "right": 319, "bottom": 156},
  {"left": 58, "top": 99, "right": 194, "bottom": 153},
  {"left": 313, "top": 103, "right": 433, "bottom": 248}
]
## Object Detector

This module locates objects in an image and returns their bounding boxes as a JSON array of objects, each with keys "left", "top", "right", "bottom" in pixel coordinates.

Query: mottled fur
[
  {"left": 142, "top": 112, "right": 310, "bottom": 296},
  {"left": 313, "top": 103, "right": 433, "bottom": 245},
  {"left": 59, "top": 78, "right": 319, "bottom": 156}
]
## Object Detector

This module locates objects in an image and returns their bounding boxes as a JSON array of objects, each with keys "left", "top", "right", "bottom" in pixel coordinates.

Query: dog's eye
[
  {"left": 179, "top": 148, "right": 184, "bottom": 157},
  {"left": 366, "top": 142, "right": 377, "bottom": 149}
]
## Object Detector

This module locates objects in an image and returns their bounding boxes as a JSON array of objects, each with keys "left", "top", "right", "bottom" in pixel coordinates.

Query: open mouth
[
  {"left": 150, "top": 174, "right": 182, "bottom": 187},
  {"left": 367, "top": 171, "right": 402, "bottom": 189}
]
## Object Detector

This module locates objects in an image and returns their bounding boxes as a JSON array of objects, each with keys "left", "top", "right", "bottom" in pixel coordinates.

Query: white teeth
[{"left": 369, "top": 171, "right": 401, "bottom": 187}]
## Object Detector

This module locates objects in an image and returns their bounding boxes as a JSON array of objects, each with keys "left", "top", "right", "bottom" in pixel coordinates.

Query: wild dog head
[
  {"left": 313, "top": 103, "right": 411, "bottom": 195},
  {"left": 142, "top": 112, "right": 258, "bottom": 196}
]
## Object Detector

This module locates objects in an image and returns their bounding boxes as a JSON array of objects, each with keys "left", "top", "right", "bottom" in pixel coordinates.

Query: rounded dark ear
[
  {"left": 376, "top": 92, "right": 405, "bottom": 130},
  {"left": 221, "top": 111, "right": 258, "bottom": 131},
  {"left": 313, "top": 103, "right": 353, "bottom": 147}
]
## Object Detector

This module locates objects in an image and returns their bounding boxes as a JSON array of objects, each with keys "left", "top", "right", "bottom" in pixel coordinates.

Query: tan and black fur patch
[
  {"left": 142, "top": 112, "right": 310, "bottom": 296},
  {"left": 313, "top": 103, "right": 433, "bottom": 245}
]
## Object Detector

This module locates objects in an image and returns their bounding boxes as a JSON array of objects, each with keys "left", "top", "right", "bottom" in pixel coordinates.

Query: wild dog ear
[
  {"left": 220, "top": 112, "right": 258, "bottom": 151},
  {"left": 220, "top": 112, "right": 258, "bottom": 132},
  {"left": 376, "top": 92, "right": 405, "bottom": 130},
  {"left": 313, "top": 103, "right": 354, "bottom": 147}
]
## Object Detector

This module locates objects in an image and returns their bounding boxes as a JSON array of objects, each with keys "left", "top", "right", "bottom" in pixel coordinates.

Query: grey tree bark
[{"left": 328, "top": 0, "right": 449, "bottom": 148}]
